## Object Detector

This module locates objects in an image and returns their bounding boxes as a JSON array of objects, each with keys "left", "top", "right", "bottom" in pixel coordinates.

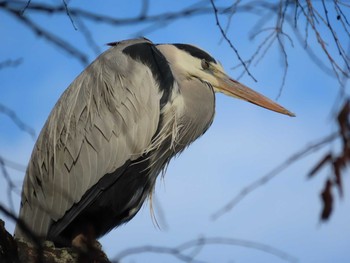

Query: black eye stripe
[{"left": 173, "top": 44, "right": 216, "bottom": 63}]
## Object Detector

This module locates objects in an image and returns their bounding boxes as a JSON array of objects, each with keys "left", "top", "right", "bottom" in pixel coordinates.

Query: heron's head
[{"left": 166, "top": 44, "right": 294, "bottom": 117}]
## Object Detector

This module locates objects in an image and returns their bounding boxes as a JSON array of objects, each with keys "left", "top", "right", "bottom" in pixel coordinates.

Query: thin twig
[
  {"left": 74, "top": 17, "right": 101, "bottom": 55},
  {"left": 62, "top": 0, "right": 77, "bottom": 30},
  {"left": 21, "top": 0, "right": 31, "bottom": 14}
]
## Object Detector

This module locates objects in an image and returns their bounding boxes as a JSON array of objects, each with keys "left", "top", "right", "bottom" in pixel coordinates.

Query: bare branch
[
  {"left": 295, "top": 1, "right": 349, "bottom": 82},
  {"left": 321, "top": 0, "right": 350, "bottom": 71},
  {"left": 0, "top": 156, "right": 26, "bottom": 173},
  {"left": 2, "top": 0, "right": 349, "bottom": 85},
  {"left": 0, "top": 58, "right": 23, "bottom": 69},
  {"left": 0, "top": 103, "right": 36, "bottom": 139},
  {"left": 115, "top": 236, "right": 297, "bottom": 263},
  {"left": 212, "top": 133, "right": 339, "bottom": 220},
  {"left": 210, "top": 0, "right": 257, "bottom": 82},
  {"left": 6, "top": 8, "right": 89, "bottom": 65},
  {"left": 115, "top": 244, "right": 203, "bottom": 263},
  {"left": 0, "top": 158, "right": 17, "bottom": 213}
]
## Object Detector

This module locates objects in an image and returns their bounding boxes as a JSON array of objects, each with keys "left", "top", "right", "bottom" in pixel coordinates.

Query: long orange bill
[{"left": 217, "top": 75, "right": 295, "bottom": 117}]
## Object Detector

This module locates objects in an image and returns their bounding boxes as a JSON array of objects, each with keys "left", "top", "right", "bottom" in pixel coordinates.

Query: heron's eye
[{"left": 201, "top": 59, "right": 210, "bottom": 70}]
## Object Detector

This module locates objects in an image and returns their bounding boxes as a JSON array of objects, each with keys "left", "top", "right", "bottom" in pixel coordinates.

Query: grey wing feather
[{"left": 15, "top": 38, "right": 162, "bottom": 240}]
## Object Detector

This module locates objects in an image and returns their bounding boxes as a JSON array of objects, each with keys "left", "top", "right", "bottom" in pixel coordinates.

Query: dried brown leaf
[
  {"left": 320, "top": 179, "right": 333, "bottom": 221},
  {"left": 337, "top": 100, "right": 350, "bottom": 145},
  {"left": 333, "top": 158, "right": 344, "bottom": 197}
]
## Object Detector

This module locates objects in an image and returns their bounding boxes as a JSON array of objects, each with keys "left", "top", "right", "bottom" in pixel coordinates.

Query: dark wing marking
[
  {"left": 47, "top": 160, "right": 131, "bottom": 241},
  {"left": 123, "top": 43, "right": 175, "bottom": 107}
]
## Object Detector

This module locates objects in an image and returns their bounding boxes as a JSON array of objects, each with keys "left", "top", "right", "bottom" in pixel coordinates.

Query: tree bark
[{"left": 0, "top": 219, "right": 111, "bottom": 263}]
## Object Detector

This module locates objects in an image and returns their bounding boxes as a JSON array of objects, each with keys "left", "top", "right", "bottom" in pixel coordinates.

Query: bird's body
[{"left": 15, "top": 38, "right": 293, "bottom": 245}]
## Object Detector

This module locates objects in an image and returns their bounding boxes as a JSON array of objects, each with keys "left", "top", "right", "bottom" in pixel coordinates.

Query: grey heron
[{"left": 15, "top": 38, "right": 294, "bottom": 246}]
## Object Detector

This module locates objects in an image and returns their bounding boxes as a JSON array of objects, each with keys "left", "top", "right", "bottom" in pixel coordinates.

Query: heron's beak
[{"left": 214, "top": 72, "right": 295, "bottom": 117}]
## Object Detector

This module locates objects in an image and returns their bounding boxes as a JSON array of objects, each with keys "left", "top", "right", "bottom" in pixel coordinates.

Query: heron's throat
[{"left": 147, "top": 78, "right": 215, "bottom": 165}]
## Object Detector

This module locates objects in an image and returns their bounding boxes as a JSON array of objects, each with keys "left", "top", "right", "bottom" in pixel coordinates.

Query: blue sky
[{"left": 1, "top": 1, "right": 349, "bottom": 262}]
